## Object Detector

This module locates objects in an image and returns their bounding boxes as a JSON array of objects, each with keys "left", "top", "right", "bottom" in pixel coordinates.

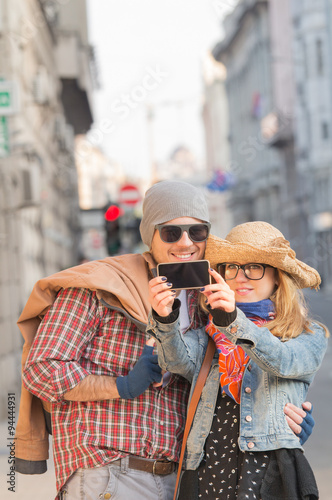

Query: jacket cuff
[
  {"left": 15, "top": 457, "right": 47, "bottom": 474},
  {"left": 210, "top": 307, "right": 237, "bottom": 327},
  {"left": 43, "top": 409, "right": 52, "bottom": 435},
  {"left": 152, "top": 298, "right": 181, "bottom": 324}
]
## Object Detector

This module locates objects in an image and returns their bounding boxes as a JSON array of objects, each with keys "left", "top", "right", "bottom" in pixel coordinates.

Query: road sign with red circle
[{"left": 118, "top": 184, "right": 141, "bottom": 206}]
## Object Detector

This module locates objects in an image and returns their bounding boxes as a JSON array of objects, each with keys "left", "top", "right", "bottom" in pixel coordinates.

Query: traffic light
[
  {"left": 104, "top": 204, "right": 124, "bottom": 255},
  {"left": 104, "top": 205, "right": 123, "bottom": 222}
]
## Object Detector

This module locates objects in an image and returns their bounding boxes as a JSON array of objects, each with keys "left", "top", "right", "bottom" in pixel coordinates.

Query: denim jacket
[{"left": 147, "top": 308, "right": 328, "bottom": 470}]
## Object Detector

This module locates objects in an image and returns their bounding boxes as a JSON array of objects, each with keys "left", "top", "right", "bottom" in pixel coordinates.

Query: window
[
  {"left": 322, "top": 122, "right": 329, "bottom": 140},
  {"left": 316, "top": 39, "right": 324, "bottom": 75}
]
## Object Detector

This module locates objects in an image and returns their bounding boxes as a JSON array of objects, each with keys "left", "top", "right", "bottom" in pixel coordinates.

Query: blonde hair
[
  {"left": 269, "top": 271, "right": 310, "bottom": 339},
  {"left": 200, "top": 269, "right": 330, "bottom": 340},
  {"left": 268, "top": 270, "right": 329, "bottom": 339}
]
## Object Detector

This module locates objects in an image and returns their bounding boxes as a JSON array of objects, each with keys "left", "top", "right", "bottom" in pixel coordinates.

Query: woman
[{"left": 147, "top": 221, "right": 329, "bottom": 500}]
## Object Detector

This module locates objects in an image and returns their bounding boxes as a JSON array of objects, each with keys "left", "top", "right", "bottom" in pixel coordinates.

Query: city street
[
  {"left": 1, "top": 0, "right": 332, "bottom": 498},
  {"left": 0, "top": 289, "right": 331, "bottom": 499}
]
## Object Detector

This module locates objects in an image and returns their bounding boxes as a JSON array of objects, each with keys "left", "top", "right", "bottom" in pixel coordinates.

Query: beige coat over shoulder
[{"left": 15, "top": 252, "right": 156, "bottom": 467}]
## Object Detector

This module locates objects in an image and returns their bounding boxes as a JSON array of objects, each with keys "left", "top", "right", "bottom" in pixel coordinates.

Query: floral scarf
[{"left": 206, "top": 299, "right": 274, "bottom": 403}]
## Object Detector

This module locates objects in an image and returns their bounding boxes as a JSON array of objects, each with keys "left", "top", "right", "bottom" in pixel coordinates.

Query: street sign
[
  {"left": 0, "top": 116, "right": 9, "bottom": 157},
  {"left": 0, "top": 91, "right": 10, "bottom": 107},
  {"left": 118, "top": 184, "right": 141, "bottom": 206},
  {"left": 0, "top": 81, "right": 19, "bottom": 115}
]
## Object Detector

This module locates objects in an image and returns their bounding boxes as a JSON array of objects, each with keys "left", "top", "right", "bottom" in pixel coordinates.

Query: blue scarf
[{"left": 236, "top": 299, "right": 274, "bottom": 321}]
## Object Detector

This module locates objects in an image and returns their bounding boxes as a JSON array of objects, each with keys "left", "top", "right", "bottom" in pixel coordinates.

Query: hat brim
[{"left": 205, "top": 234, "right": 321, "bottom": 289}]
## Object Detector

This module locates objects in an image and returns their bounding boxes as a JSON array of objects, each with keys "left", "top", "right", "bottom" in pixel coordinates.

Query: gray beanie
[{"left": 140, "top": 180, "right": 210, "bottom": 247}]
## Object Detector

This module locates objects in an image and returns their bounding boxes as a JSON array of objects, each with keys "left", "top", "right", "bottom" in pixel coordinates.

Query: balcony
[{"left": 260, "top": 111, "right": 294, "bottom": 148}]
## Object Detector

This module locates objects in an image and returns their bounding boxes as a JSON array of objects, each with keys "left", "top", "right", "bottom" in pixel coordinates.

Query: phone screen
[{"left": 157, "top": 260, "right": 210, "bottom": 290}]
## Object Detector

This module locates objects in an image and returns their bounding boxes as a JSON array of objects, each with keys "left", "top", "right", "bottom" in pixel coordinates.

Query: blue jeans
[{"left": 61, "top": 457, "right": 177, "bottom": 500}]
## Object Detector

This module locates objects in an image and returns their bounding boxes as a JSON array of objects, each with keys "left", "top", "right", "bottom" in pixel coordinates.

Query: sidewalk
[{"left": 303, "top": 287, "right": 332, "bottom": 498}]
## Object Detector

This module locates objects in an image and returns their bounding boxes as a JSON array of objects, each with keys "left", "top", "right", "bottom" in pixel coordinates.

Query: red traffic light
[{"left": 104, "top": 205, "right": 124, "bottom": 221}]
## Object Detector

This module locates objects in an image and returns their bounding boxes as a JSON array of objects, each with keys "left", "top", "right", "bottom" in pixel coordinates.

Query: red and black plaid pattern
[
  {"left": 23, "top": 288, "right": 193, "bottom": 494},
  {"left": 187, "top": 289, "right": 208, "bottom": 330}
]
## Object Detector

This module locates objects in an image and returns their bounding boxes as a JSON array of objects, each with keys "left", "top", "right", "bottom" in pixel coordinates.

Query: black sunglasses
[{"left": 155, "top": 223, "right": 211, "bottom": 243}]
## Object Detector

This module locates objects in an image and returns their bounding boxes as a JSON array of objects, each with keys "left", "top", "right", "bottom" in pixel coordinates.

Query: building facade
[
  {"left": 0, "top": 0, "right": 95, "bottom": 417},
  {"left": 213, "top": 0, "right": 284, "bottom": 229},
  {"left": 201, "top": 52, "right": 234, "bottom": 238},
  {"left": 290, "top": 0, "right": 332, "bottom": 286},
  {"left": 212, "top": 0, "right": 332, "bottom": 286}
]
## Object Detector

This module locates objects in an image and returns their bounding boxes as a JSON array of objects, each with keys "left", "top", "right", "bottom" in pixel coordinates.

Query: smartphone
[{"left": 157, "top": 260, "right": 211, "bottom": 290}]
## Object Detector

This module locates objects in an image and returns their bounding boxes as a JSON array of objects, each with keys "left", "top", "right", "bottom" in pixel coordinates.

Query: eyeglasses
[
  {"left": 217, "top": 263, "right": 272, "bottom": 280},
  {"left": 155, "top": 223, "right": 211, "bottom": 243}
]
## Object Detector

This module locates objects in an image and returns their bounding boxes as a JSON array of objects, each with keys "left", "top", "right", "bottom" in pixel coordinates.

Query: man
[{"left": 16, "top": 180, "right": 312, "bottom": 500}]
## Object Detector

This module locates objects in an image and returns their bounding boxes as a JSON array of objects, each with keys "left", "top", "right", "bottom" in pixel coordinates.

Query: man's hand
[
  {"left": 116, "top": 344, "right": 162, "bottom": 399},
  {"left": 149, "top": 276, "right": 176, "bottom": 317},
  {"left": 284, "top": 402, "right": 314, "bottom": 445}
]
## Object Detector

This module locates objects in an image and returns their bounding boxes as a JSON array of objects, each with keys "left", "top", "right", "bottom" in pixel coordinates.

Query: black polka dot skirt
[{"left": 178, "top": 392, "right": 269, "bottom": 500}]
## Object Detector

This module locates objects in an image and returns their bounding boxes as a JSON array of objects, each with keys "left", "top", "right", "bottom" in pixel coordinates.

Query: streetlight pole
[
  {"left": 145, "top": 95, "right": 201, "bottom": 185},
  {"left": 145, "top": 103, "right": 158, "bottom": 185}
]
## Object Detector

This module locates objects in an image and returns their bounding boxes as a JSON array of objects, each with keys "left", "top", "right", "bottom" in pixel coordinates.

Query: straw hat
[{"left": 205, "top": 221, "right": 321, "bottom": 289}]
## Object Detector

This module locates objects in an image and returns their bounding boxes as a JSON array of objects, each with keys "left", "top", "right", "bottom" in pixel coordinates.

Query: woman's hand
[
  {"left": 201, "top": 268, "right": 236, "bottom": 312},
  {"left": 149, "top": 276, "right": 176, "bottom": 317}
]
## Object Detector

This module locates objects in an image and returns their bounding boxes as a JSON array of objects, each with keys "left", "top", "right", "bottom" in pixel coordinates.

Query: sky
[{"left": 86, "top": 0, "right": 236, "bottom": 181}]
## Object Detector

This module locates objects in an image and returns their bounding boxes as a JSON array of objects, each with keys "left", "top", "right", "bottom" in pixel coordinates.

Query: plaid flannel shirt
[{"left": 23, "top": 287, "right": 206, "bottom": 495}]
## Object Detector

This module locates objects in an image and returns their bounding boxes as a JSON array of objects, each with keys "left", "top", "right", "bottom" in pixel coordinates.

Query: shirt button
[
  {"left": 245, "top": 387, "right": 251, "bottom": 394},
  {"left": 230, "top": 326, "right": 237, "bottom": 334},
  {"left": 245, "top": 415, "right": 252, "bottom": 422},
  {"left": 248, "top": 442, "right": 255, "bottom": 449},
  {"left": 104, "top": 494, "right": 111, "bottom": 499}
]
